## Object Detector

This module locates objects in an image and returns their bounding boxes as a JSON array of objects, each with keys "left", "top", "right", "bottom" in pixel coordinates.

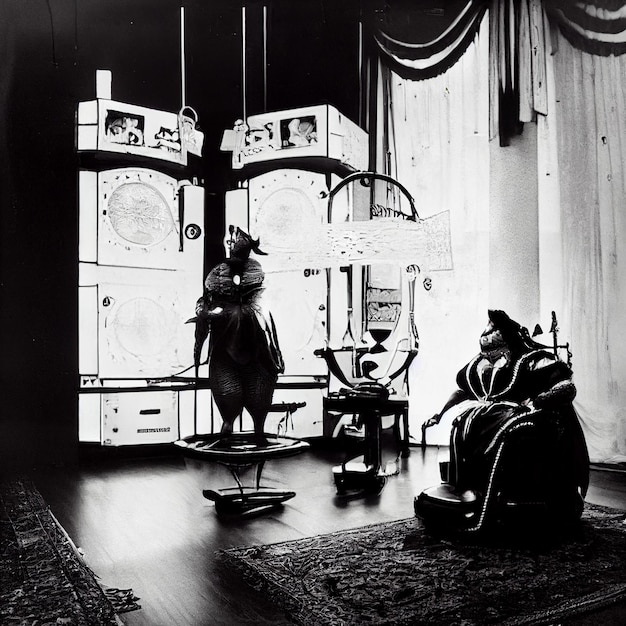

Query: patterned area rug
[
  {"left": 218, "top": 504, "right": 626, "bottom": 625},
  {"left": 0, "top": 477, "right": 140, "bottom": 625}
]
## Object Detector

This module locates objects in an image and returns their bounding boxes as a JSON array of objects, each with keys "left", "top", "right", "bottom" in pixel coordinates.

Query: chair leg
[
  {"left": 392, "top": 410, "right": 411, "bottom": 458},
  {"left": 402, "top": 408, "right": 410, "bottom": 457},
  {"left": 392, "top": 413, "right": 402, "bottom": 454}
]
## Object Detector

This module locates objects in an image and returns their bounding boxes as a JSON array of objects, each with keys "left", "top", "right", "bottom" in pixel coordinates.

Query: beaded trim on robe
[{"left": 465, "top": 350, "right": 547, "bottom": 401}]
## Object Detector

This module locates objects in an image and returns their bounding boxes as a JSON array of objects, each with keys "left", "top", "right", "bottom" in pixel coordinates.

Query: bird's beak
[{"left": 252, "top": 238, "right": 267, "bottom": 255}]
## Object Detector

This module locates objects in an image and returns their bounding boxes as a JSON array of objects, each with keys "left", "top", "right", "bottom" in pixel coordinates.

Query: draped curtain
[
  {"left": 372, "top": 19, "right": 491, "bottom": 443},
  {"left": 369, "top": 0, "right": 626, "bottom": 459},
  {"left": 552, "top": 33, "right": 626, "bottom": 463},
  {"left": 545, "top": 0, "right": 626, "bottom": 56},
  {"left": 369, "top": 0, "right": 488, "bottom": 79}
]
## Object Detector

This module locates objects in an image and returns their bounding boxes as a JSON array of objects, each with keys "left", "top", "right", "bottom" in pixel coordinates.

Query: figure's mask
[
  {"left": 480, "top": 309, "right": 525, "bottom": 357},
  {"left": 479, "top": 322, "right": 506, "bottom": 353}
]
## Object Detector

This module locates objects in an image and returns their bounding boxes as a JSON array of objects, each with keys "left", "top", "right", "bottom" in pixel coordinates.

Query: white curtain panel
[
  {"left": 377, "top": 18, "right": 491, "bottom": 443},
  {"left": 376, "top": 7, "right": 626, "bottom": 460},
  {"left": 553, "top": 31, "right": 626, "bottom": 463}
]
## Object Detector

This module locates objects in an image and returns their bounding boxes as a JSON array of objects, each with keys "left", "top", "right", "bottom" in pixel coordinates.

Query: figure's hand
[
  {"left": 195, "top": 296, "right": 223, "bottom": 319},
  {"left": 422, "top": 414, "right": 441, "bottom": 429},
  {"left": 195, "top": 297, "right": 209, "bottom": 318}
]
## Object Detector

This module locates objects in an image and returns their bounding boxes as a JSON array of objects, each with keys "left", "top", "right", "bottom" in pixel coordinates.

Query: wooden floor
[{"left": 30, "top": 440, "right": 626, "bottom": 626}]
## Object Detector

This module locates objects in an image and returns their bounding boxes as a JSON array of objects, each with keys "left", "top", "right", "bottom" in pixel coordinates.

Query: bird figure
[{"left": 188, "top": 226, "right": 282, "bottom": 445}]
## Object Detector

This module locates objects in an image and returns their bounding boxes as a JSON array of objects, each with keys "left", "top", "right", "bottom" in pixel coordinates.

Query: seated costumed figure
[
  {"left": 421, "top": 309, "right": 589, "bottom": 527},
  {"left": 193, "top": 226, "right": 284, "bottom": 445}
]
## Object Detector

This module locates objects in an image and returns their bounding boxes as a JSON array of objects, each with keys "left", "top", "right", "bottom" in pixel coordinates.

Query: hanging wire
[
  {"left": 241, "top": 5, "right": 247, "bottom": 121},
  {"left": 45, "top": 0, "right": 58, "bottom": 67},
  {"left": 180, "top": 6, "right": 186, "bottom": 108},
  {"left": 263, "top": 4, "right": 268, "bottom": 111},
  {"left": 387, "top": 70, "right": 400, "bottom": 214},
  {"left": 73, "top": 0, "right": 79, "bottom": 53},
  {"left": 358, "top": 18, "right": 363, "bottom": 127}
]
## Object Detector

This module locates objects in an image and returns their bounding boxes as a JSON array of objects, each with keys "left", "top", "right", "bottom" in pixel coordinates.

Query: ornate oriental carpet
[
  {"left": 0, "top": 477, "right": 140, "bottom": 625},
  {"left": 218, "top": 504, "right": 626, "bottom": 625}
]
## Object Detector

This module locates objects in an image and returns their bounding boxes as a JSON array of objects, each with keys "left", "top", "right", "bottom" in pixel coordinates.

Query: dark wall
[{"left": 0, "top": 0, "right": 361, "bottom": 471}]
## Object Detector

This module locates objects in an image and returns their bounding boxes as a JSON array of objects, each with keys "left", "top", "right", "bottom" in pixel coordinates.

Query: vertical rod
[
  {"left": 180, "top": 6, "right": 186, "bottom": 108},
  {"left": 367, "top": 57, "right": 378, "bottom": 171},
  {"left": 358, "top": 20, "right": 363, "bottom": 127},
  {"left": 263, "top": 4, "right": 268, "bottom": 112},
  {"left": 242, "top": 6, "right": 247, "bottom": 121}
]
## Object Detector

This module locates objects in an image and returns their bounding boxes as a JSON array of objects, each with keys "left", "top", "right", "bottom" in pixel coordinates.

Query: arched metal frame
[
  {"left": 320, "top": 171, "right": 420, "bottom": 389},
  {"left": 327, "top": 171, "right": 420, "bottom": 222}
]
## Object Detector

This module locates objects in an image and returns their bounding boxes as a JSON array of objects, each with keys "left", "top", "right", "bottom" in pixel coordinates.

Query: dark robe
[
  {"left": 199, "top": 257, "right": 283, "bottom": 430},
  {"left": 446, "top": 349, "right": 589, "bottom": 499}
]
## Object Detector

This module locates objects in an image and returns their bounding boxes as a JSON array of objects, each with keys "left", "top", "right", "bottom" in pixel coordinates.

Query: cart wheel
[
  {"left": 365, "top": 476, "right": 386, "bottom": 494},
  {"left": 334, "top": 475, "right": 348, "bottom": 495}
]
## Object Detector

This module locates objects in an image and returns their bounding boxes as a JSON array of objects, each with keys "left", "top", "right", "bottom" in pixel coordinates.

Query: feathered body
[{"left": 190, "top": 227, "right": 283, "bottom": 443}]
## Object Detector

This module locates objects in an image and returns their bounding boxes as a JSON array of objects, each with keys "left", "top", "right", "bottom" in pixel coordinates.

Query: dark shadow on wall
[{"left": 0, "top": 0, "right": 361, "bottom": 472}]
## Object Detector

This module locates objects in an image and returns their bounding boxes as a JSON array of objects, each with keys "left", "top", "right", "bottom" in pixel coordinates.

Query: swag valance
[
  {"left": 371, "top": 0, "right": 626, "bottom": 83},
  {"left": 545, "top": 0, "right": 626, "bottom": 56},
  {"left": 368, "top": 0, "right": 489, "bottom": 80}
]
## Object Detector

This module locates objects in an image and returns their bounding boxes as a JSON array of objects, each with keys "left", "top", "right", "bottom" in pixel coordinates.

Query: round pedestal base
[
  {"left": 202, "top": 486, "right": 296, "bottom": 516},
  {"left": 175, "top": 432, "right": 309, "bottom": 517}
]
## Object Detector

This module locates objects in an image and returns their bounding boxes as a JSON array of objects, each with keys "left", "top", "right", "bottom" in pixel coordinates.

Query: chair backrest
[
  {"left": 528, "top": 311, "right": 573, "bottom": 368},
  {"left": 316, "top": 341, "right": 417, "bottom": 398}
]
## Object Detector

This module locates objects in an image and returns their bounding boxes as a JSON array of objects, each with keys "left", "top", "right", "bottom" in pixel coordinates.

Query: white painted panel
[
  {"left": 77, "top": 125, "right": 98, "bottom": 151},
  {"left": 261, "top": 271, "right": 328, "bottom": 375},
  {"left": 178, "top": 389, "right": 196, "bottom": 439},
  {"left": 77, "top": 99, "right": 187, "bottom": 165},
  {"left": 224, "top": 188, "right": 249, "bottom": 229},
  {"left": 264, "top": 387, "right": 324, "bottom": 439},
  {"left": 88, "top": 168, "right": 204, "bottom": 274},
  {"left": 233, "top": 104, "right": 368, "bottom": 171},
  {"left": 194, "top": 389, "right": 213, "bottom": 434},
  {"left": 77, "top": 100, "right": 98, "bottom": 124},
  {"left": 95, "top": 70, "right": 112, "bottom": 100},
  {"left": 101, "top": 391, "right": 179, "bottom": 446},
  {"left": 78, "top": 285, "right": 99, "bottom": 376},
  {"left": 249, "top": 169, "right": 329, "bottom": 375},
  {"left": 178, "top": 388, "right": 212, "bottom": 438},
  {"left": 97, "top": 168, "right": 179, "bottom": 270},
  {"left": 78, "top": 393, "right": 101, "bottom": 442},
  {"left": 79, "top": 170, "right": 98, "bottom": 263},
  {"left": 78, "top": 262, "right": 98, "bottom": 286},
  {"left": 97, "top": 269, "right": 198, "bottom": 378}
]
